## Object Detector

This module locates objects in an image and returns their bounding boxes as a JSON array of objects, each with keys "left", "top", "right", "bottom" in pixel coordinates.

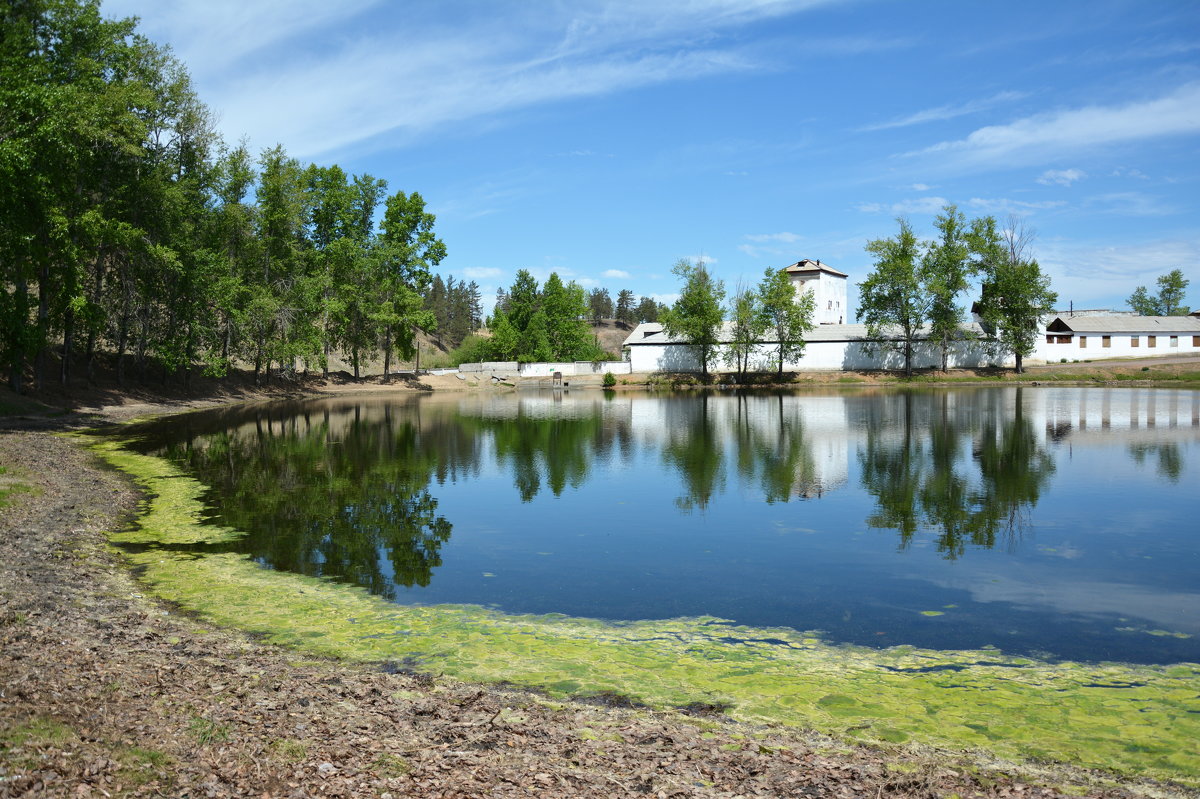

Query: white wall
[
  {"left": 791, "top": 273, "right": 848, "bottom": 325},
  {"left": 1033, "top": 331, "right": 1200, "bottom": 363},
  {"left": 518, "top": 361, "right": 632, "bottom": 377},
  {"left": 627, "top": 338, "right": 1001, "bottom": 373}
]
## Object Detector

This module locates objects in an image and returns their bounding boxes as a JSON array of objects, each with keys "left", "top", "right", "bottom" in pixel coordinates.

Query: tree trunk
[
  {"left": 8, "top": 269, "right": 29, "bottom": 394},
  {"left": 382, "top": 326, "right": 392, "bottom": 383},
  {"left": 1015, "top": 352, "right": 1024, "bottom": 374},
  {"left": 34, "top": 259, "right": 49, "bottom": 391},
  {"left": 60, "top": 306, "right": 74, "bottom": 388}
]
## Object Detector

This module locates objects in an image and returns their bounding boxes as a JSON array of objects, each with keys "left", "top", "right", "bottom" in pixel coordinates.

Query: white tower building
[{"left": 783, "top": 259, "right": 848, "bottom": 325}]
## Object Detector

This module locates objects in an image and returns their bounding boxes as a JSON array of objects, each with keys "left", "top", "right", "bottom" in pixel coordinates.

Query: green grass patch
[
  {"left": 92, "top": 438, "right": 1200, "bottom": 786},
  {"left": 0, "top": 464, "right": 36, "bottom": 509}
]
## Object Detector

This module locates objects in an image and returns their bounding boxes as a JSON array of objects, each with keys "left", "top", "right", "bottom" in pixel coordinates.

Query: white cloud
[
  {"left": 1111, "top": 167, "right": 1150, "bottom": 180},
  {"left": 603, "top": 269, "right": 632, "bottom": 279},
  {"left": 1036, "top": 236, "right": 1200, "bottom": 309},
  {"left": 912, "top": 83, "right": 1200, "bottom": 168},
  {"left": 1036, "top": 168, "right": 1086, "bottom": 186},
  {"left": 858, "top": 196, "right": 950, "bottom": 215},
  {"left": 911, "top": 183, "right": 931, "bottom": 191},
  {"left": 109, "top": 0, "right": 845, "bottom": 158},
  {"left": 649, "top": 292, "right": 680, "bottom": 306},
  {"left": 860, "top": 90, "right": 1026, "bottom": 132},
  {"left": 683, "top": 254, "right": 718, "bottom": 265},
  {"left": 464, "top": 267, "right": 503, "bottom": 279},
  {"left": 1083, "top": 192, "right": 1176, "bottom": 217},
  {"left": 966, "top": 197, "right": 1067, "bottom": 214},
  {"left": 744, "top": 232, "right": 802, "bottom": 243}
]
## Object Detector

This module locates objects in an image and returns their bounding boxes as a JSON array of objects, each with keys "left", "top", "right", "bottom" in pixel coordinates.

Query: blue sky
[{"left": 103, "top": 0, "right": 1200, "bottom": 317}]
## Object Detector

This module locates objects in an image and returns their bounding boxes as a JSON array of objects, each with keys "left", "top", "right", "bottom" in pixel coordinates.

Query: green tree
[
  {"left": 723, "top": 284, "right": 765, "bottom": 378},
  {"left": 757, "top": 266, "right": 815, "bottom": 375},
  {"left": 857, "top": 219, "right": 927, "bottom": 376},
  {"left": 588, "top": 287, "right": 613, "bottom": 323},
  {"left": 971, "top": 217, "right": 1057, "bottom": 374},
  {"left": 543, "top": 274, "right": 593, "bottom": 360},
  {"left": 1127, "top": 269, "right": 1190, "bottom": 316},
  {"left": 376, "top": 189, "right": 444, "bottom": 378},
  {"left": 660, "top": 259, "right": 726, "bottom": 378},
  {"left": 615, "top": 289, "right": 636, "bottom": 325},
  {"left": 635, "top": 296, "right": 660, "bottom": 322},
  {"left": 920, "top": 205, "right": 974, "bottom": 371}
]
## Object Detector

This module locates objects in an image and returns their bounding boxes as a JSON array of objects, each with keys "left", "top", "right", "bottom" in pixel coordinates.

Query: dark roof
[{"left": 782, "top": 259, "right": 847, "bottom": 278}]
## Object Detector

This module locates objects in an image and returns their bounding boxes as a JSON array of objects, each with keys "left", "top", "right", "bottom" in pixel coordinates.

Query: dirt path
[{"left": 0, "top": 403, "right": 1180, "bottom": 797}]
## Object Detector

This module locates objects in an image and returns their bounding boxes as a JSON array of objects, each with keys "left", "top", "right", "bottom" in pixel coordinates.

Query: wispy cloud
[
  {"left": 744, "top": 232, "right": 802, "bottom": 243},
  {"left": 1036, "top": 236, "right": 1200, "bottom": 309},
  {"left": 966, "top": 197, "right": 1067, "bottom": 214},
  {"left": 603, "top": 268, "right": 631, "bottom": 279},
  {"left": 1036, "top": 168, "right": 1086, "bottom": 186},
  {"left": 910, "top": 83, "right": 1200, "bottom": 168},
  {"left": 1083, "top": 192, "right": 1176, "bottom": 217},
  {"left": 110, "top": 0, "right": 843, "bottom": 158},
  {"left": 464, "top": 267, "right": 503, "bottom": 279},
  {"left": 856, "top": 196, "right": 949, "bottom": 215},
  {"left": 859, "top": 90, "right": 1026, "bottom": 132}
]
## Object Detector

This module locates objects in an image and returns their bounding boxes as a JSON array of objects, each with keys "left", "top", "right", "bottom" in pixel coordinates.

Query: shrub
[{"left": 602, "top": 371, "right": 617, "bottom": 387}]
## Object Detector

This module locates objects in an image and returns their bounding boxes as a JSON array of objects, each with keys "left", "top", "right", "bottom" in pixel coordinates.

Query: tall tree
[
  {"left": 615, "top": 289, "right": 636, "bottom": 325},
  {"left": 376, "top": 189, "right": 444, "bottom": 379},
  {"left": 857, "top": 219, "right": 927, "bottom": 376},
  {"left": 635, "top": 296, "right": 660, "bottom": 323},
  {"left": 1127, "top": 269, "right": 1191, "bottom": 316},
  {"left": 660, "top": 259, "right": 725, "bottom": 378},
  {"left": 971, "top": 216, "right": 1057, "bottom": 374},
  {"left": 920, "top": 204, "right": 973, "bottom": 371},
  {"left": 757, "top": 266, "right": 815, "bottom": 375},
  {"left": 723, "top": 284, "right": 765, "bottom": 378},
  {"left": 588, "top": 287, "right": 613, "bottom": 323},
  {"left": 543, "top": 274, "right": 592, "bottom": 361}
]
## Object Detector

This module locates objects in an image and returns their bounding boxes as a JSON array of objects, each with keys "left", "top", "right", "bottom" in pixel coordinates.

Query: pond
[{"left": 119, "top": 385, "right": 1200, "bottom": 666}]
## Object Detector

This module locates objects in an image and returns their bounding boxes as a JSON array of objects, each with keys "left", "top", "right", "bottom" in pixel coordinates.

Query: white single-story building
[{"left": 1035, "top": 315, "right": 1200, "bottom": 361}]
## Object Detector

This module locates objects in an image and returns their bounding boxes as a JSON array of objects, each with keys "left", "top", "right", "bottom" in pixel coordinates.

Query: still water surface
[{"left": 122, "top": 386, "right": 1200, "bottom": 664}]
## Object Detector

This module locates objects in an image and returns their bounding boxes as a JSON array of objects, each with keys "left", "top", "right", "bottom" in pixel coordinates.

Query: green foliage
[
  {"left": 757, "top": 267, "right": 815, "bottom": 375},
  {"left": 857, "top": 219, "right": 927, "bottom": 376},
  {"left": 615, "top": 289, "right": 636, "bottom": 325},
  {"left": 1127, "top": 269, "right": 1191, "bottom": 316},
  {"left": 660, "top": 259, "right": 726, "bottom": 377},
  {"left": 481, "top": 270, "right": 599, "bottom": 363},
  {"left": 0, "top": 2, "right": 445, "bottom": 391},
  {"left": 921, "top": 205, "right": 974, "bottom": 370},
  {"left": 723, "top": 285, "right": 766, "bottom": 376},
  {"left": 602, "top": 371, "right": 617, "bottom": 387},
  {"left": 971, "top": 217, "right": 1057, "bottom": 373}
]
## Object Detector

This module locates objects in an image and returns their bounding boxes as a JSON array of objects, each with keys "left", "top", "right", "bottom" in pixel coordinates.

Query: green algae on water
[{"left": 91, "top": 438, "right": 1200, "bottom": 786}]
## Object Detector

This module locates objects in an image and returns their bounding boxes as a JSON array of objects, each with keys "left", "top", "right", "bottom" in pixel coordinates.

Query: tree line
[
  {"left": 1, "top": 0, "right": 446, "bottom": 393},
  {"left": 658, "top": 206, "right": 1060, "bottom": 377},
  {"left": 858, "top": 206, "right": 1056, "bottom": 375}
]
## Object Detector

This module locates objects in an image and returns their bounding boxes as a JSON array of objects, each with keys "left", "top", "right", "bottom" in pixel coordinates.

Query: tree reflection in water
[{"left": 858, "top": 388, "right": 1055, "bottom": 559}]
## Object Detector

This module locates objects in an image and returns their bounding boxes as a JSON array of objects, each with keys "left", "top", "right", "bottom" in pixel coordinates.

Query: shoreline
[{"left": 2, "top": 380, "right": 1198, "bottom": 796}]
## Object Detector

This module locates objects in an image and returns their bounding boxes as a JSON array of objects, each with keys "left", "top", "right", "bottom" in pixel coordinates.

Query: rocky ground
[{"left": 0, "top": 385, "right": 1191, "bottom": 798}]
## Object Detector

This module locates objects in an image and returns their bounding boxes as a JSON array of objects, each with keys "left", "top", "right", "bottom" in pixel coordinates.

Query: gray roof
[
  {"left": 783, "top": 259, "right": 848, "bottom": 278},
  {"left": 1048, "top": 315, "right": 1200, "bottom": 334},
  {"left": 623, "top": 321, "right": 986, "bottom": 347}
]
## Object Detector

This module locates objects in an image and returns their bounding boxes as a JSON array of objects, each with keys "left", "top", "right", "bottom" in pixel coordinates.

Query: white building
[
  {"left": 784, "top": 259, "right": 848, "bottom": 325},
  {"left": 1035, "top": 315, "right": 1200, "bottom": 361}
]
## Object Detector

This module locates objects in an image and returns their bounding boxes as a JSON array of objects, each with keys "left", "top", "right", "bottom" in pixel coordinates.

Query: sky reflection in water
[{"left": 125, "top": 386, "right": 1200, "bottom": 664}]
